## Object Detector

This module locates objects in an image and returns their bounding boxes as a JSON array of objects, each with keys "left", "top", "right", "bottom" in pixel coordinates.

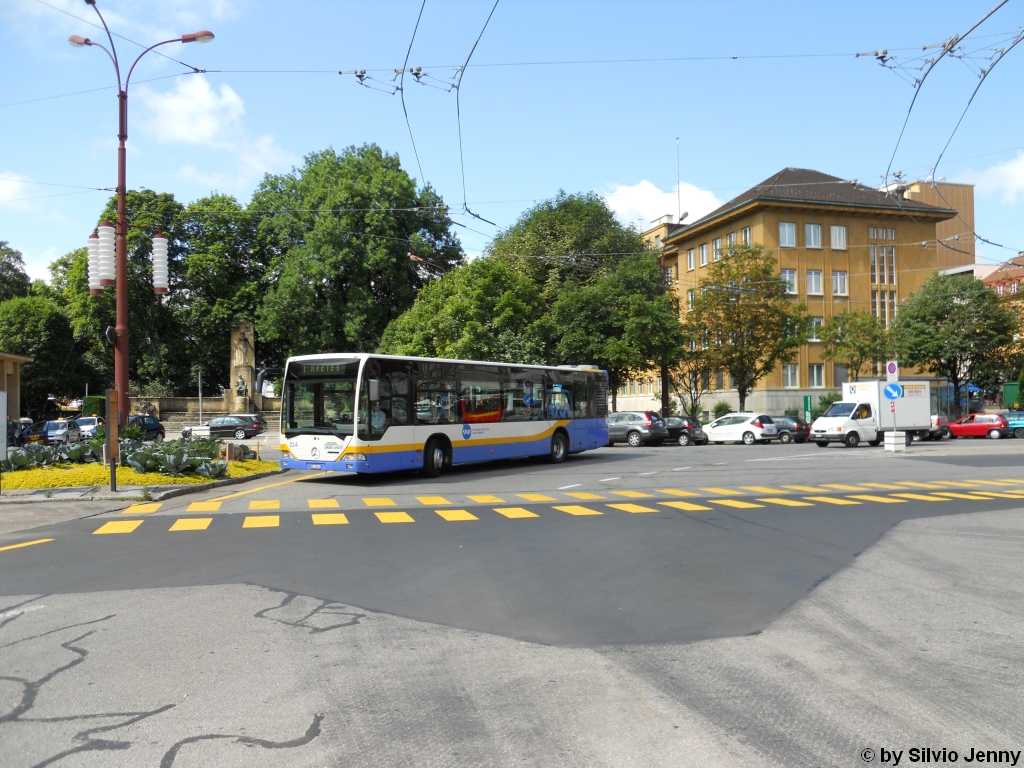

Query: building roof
[
  {"left": 0, "top": 351, "right": 33, "bottom": 364},
  {"left": 982, "top": 255, "right": 1024, "bottom": 284},
  {"left": 665, "top": 168, "right": 955, "bottom": 242}
]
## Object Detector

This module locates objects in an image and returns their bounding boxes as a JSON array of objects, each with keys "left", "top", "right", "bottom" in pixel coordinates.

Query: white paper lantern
[
  {"left": 152, "top": 233, "right": 169, "bottom": 294},
  {"left": 87, "top": 232, "right": 102, "bottom": 295},
  {"left": 97, "top": 222, "right": 116, "bottom": 286}
]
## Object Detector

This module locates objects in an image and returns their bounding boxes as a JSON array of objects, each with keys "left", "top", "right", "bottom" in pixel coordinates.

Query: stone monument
[{"left": 230, "top": 321, "right": 256, "bottom": 413}]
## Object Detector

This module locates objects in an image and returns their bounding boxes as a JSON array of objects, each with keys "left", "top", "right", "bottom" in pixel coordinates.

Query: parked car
[
  {"left": 664, "top": 416, "right": 706, "bottom": 446},
  {"left": 127, "top": 414, "right": 166, "bottom": 442},
  {"left": 948, "top": 413, "right": 1009, "bottom": 439},
  {"left": 74, "top": 416, "right": 106, "bottom": 439},
  {"left": 914, "top": 412, "right": 950, "bottom": 441},
  {"left": 704, "top": 413, "right": 778, "bottom": 445},
  {"left": 1003, "top": 411, "right": 1024, "bottom": 439},
  {"left": 21, "top": 419, "right": 82, "bottom": 446},
  {"left": 770, "top": 415, "right": 810, "bottom": 444},
  {"left": 184, "top": 414, "right": 265, "bottom": 440},
  {"left": 608, "top": 411, "right": 670, "bottom": 446}
]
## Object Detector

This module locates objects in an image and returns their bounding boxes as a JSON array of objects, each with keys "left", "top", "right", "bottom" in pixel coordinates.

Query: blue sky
[{"left": 2, "top": 0, "right": 1023, "bottom": 280}]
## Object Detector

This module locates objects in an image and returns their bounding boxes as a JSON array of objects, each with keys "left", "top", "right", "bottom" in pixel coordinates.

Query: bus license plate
[{"left": 309, "top": 464, "right": 322, "bottom": 469}]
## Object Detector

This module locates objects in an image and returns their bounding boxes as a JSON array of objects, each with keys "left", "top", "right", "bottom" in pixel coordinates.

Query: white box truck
[{"left": 809, "top": 380, "right": 931, "bottom": 448}]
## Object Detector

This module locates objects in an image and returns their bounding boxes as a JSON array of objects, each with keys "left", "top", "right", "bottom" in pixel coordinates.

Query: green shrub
[
  {"left": 82, "top": 395, "right": 106, "bottom": 417},
  {"left": 712, "top": 401, "right": 733, "bottom": 420},
  {"left": 812, "top": 391, "right": 843, "bottom": 420},
  {"left": 122, "top": 423, "right": 143, "bottom": 440}
]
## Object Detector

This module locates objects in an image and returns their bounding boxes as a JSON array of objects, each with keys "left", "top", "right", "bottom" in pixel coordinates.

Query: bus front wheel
[
  {"left": 422, "top": 439, "right": 446, "bottom": 477},
  {"left": 548, "top": 431, "right": 568, "bottom": 463}
]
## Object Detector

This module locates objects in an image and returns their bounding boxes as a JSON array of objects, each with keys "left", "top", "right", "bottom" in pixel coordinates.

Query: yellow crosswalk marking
[
  {"left": 610, "top": 490, "right": 654, "bottom": 498},
  {"left": 975, "top": 480, "right": 1020, "bottom": 486},
  {"left": 932, "top": 492, "right": 989, "bottom": 500},
  {"left": 998, "top": 479, "right": 1024, "bottom": 484},
  {"left": 701, "top": 487, "right": 743, "bottom": 495},
  {"left": 376, "top": 511, "right": 415, "bottom": 523},
  {"left": 847, "top": 495, "right": 906, "bottom": 504},
  {"left": 517, "top": 493, "right": 556, "bottom": 501},
  {"left": 862, "top": 482, "right": 903, "bottom": 490},
  {"left": 363, "top": 497, "right": 396, "bottom": 507},
  {"left": 123, "top": 503, "right": 161, "bottom": 515},
  {"left": 895, "top": 481, "right": 944, "bottom": 489},
  {"left": 243, "top": 515, "right": 279, "bottom": 527},
  {"left": 493, "top": 507, "right": 539, "bottom": 519},
  {"left": 742, "top": 486, "right": 785, "bottom": 494},
  {"left": 822, "top": 484, "right": 867, "bottom": 491},
  {"left": 468, "top": 494, "right": 505, "bottom": 503},
  {"left": 659, "top": 500, "right": 713, "bottom": 511},
  {"left": 783, "top": 485, "right": 827, "bottom": 493},
  {"left": 608, "top": 503, "right": 658, "bottom": 514},
  {"left": 416, "top": 496, "right": 451, "bottom": 506},
  {"left": 249, "top": 500, "right": 280, "bottom": 510},
  {"left": 554, "top": 505, "right": 602, "bottom": 516},
  {"left": 565, "top": 492, "right": 605, "bottom": 500},
  {"left": 939, "top": 481, "right": 986, "bottom": 488},
  {"left": 0, "top": 538, "right": 53, "bottom": 552},
  {"left": 972, "top": 491, "right": 1024, "bottom": 499},
  {"left": 892, "top": 493, "right": 947, "bottom": 502},
  {"left": 94, "top": 520, "right": 143, "bottom": 534},
  {"left": 308, "top": 499, "right": 339, "bottom": 509},
  {"left": 169, "top": 518, "right": 212, "bottom": 531},
  {"left": 436, "top": 509, "right": 478, "bottom": 521},
  {"left": 804, "top": 496, "right": 860, "bottom": 505},
  {"left": 710, "top": 499, "right": 764, "bottom": 509},
  {"left": 758, "top": 498, "right": 813, "bottom": 507},
  {"left": 658, "top": 489, "right": 701, "bottom": 497},
  {"left": 187, "top": 501, "right": 222, "bottom": 512},
  {"left": 311, "top": 513, "right": 349, "bottom": 525}
]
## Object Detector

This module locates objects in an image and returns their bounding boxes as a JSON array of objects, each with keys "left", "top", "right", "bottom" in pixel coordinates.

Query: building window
[
  {"left": 630, "top": 380, "right": 635, "bottom": 395},
  {"left": 889, "top": 227, "right": 896, "bottom": 240},
  {"left": 1012, "top": 282, "right": 1019, "bottom": 294},
  {"left": 808, "top": 316, "right": 823, "bottom": 341},
  {"left": 809, "top": 364, "right": 824, "bottom": 388},
  {"left": 783, "top": 364, "right": 799, "bottom": 388},
  {"left": 780, "top": 222, "right": 796, "bottom": 247},
  {"left": 889, "top": 291, "right": 896, "bottom": 323},
  {"left": 834, "top": 364, "right": 849, "bottom": 385},
  {"left": 655, "top": 235, "right": 662, "bottom": 248},
  {"left": 741, "top": 226, "right": 751, "bottom": 245},
  {"left": 713, "top": 238, "right": 722, "bottom": 261},
  {"left": 687, "top": 289, "right": 695, "bottom": 310},
  {"left": 870, "top": 246, "right": 877, "bottom": 283},
  {"left": 781, "top": 269, "right": 797, "bottom": 294},
  {"left": 869, "top": 226, "right": 877, "bottom": 240},
  {"left": 805, "top": 223, "right": 822, "bottom": 249},
  {"left": 699, "top": 243, "right": 708, "bottom": 266},
  {"left": 872, "top": 289, "right": 879, "bottom": 318},
  {"left": 832, "top": 271, "right": 848, "bottom": 296},
  {"left": 727, "top": 232, "right": 736, "bottom": 247},
  {"left": 674, "top": 263, "right": 679, "bottom": 282},
  {"left": 687, "top": 248, "right": 695, "bottom": 270},
  {"left": 888, "top": 246, "right": 896, "bottom": 284},
  {"left": 715, "top": 369, "right": 724, "bottom": 390},
  {"left": 831, "top": 225, "right": 847, "bottom": 250},
  {"left": 878, "top": 246, "right": 887, "bottom": 284},
  {"left": 648, "top": 377, "right": 655, "bottom": 395},
  {"left": 998, "top": 284, "right": 1005, "bottom": 295},
  {"left": 806, "top": 270, "right": 823, "bottom": 295}
]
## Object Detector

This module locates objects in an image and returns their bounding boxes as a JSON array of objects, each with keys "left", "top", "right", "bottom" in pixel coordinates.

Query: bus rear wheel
[
  {"left": 421, "top": 439, "right": 446, "bottom": 478},
  {"left": 547, "top": 431, "right": 568, "bottom": 463}
]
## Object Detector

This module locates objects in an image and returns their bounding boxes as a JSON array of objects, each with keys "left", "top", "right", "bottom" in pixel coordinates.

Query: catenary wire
[{"left": 397, "top": 0, "right": 427, "bottom": 184}]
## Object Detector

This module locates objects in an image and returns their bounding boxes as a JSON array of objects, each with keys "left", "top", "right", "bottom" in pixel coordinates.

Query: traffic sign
[
  {"left": 890, "top": 400, "right": 896, "bottom": 414},
  {"left": 886, "top": 360, "right": 899, "bottom": 383},
  {"left": 883, "top": 383, "right": 903, "bottom": 400}
]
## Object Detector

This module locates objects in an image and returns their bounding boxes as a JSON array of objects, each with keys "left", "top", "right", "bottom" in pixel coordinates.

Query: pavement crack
[
  {"left": 0, "top": 614, "right": 115, "bottom": 651},
  {"left": 159, "top": 712, "right": 324, "bottom": 767},
  {"left": 254, "top": 590, "right": 366, "bottom": 634}
]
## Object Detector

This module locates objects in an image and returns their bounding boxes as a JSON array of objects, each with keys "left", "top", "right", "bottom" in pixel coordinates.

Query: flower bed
[{"left": 0, "top": 459, "right": 279, "bottom": 490}]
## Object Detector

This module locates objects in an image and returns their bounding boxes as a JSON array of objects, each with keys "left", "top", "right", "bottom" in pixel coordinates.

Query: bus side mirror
[{"left": 368, "top": 379, "right": 381, "bottom": 401}]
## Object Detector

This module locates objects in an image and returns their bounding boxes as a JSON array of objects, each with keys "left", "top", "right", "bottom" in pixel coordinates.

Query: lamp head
[
  {"left": 68, "top": 35, "right": 91, "bottom": 47},
  {"left": 182, "top": 30, "right": 215, "bottom": 44}
]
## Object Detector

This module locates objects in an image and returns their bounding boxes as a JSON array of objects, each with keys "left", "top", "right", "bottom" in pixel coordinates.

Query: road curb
[{"left": 0, "top": 469, "right": 287, "bottom": 505}]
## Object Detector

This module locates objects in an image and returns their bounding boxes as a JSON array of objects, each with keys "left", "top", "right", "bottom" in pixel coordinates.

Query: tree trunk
[
  {"left": 661, "top": 362, "right": 670, "bottom": 417},
  {"left": 737, "top": 387, "right": 747, "bottom": 412}
]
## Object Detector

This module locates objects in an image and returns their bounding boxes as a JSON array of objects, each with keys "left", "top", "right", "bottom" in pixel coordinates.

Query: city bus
[{"left": 277, "top": 353, "right": 609, "bottom": 476}]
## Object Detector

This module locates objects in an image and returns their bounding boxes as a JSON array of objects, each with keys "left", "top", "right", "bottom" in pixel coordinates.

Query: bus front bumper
[{"left": 280, "top": 456, "right": 368, "bottom": 473}]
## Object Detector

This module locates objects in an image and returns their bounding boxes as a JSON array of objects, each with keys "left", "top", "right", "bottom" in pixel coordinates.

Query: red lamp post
[
  {"left": 409, "top": 253, "right": 448, "bottom": 274},
  {"left": 69, "top": 0, "right": 213, "bottom": 431}
]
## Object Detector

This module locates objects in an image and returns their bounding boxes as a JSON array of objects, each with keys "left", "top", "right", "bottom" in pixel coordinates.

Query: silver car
[{"left": 608, "top": 411, "right": 670, "bottom": 447}]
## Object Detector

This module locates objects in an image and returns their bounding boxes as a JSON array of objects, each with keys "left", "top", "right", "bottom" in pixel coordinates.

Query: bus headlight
[{"left": 341, "top": 452, "right": 366, "bottom": 461}]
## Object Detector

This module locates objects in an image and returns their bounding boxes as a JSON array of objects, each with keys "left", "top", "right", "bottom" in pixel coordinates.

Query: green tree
[
  {"left": 818, "top": 310, "right": 888, "bottom": 381},
  {"left": 671, "top": 320, "right": 714, "bottom": 421},
  {"left": 0, "top": 241, "right": 31, "bottom": 301},
  {"left": 691, "top": 243, "right": 807, "bottom": 411},
  {"left": 255, "top": 145, "right": 463, "bottom": 356},
  {"left": 379, "top": 257, "right": 552, "bottom": 362},
  {"left": 0, "top": 296, "right": 79, "bottom": 415},
  {"left": 891, "top": 272, "right": 1017, "bottom": 417}
]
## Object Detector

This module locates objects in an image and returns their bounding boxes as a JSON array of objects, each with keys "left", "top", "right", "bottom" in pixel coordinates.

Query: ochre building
[{"left": 625, "top": 168, "right": 956, "bottom": 416}]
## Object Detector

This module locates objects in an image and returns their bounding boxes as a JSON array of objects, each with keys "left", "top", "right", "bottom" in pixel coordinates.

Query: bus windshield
[
  {"left": 283, "top": 358, "right": 361, "bottom": 438},
  {"left": 822, "top": 402, "right": 856, "bottom": 418}
]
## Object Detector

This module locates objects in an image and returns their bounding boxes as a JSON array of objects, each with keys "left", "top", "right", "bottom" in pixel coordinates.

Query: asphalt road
[{"left": 2, "top": 438, "right": 1023, "bottom": 766}]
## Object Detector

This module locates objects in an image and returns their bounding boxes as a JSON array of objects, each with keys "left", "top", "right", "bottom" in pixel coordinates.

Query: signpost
[
  {"left": 802, "top": 395, "right": 812, "bottom": 425},
  {"left": 106, "top": 388, "right": 118, "bottom": 491},
  {"left": 886, "top": 360, "right": 899, "bottom": 383},
  {"left": 883, "top": 382, "right": 903, "bottom": 453}
]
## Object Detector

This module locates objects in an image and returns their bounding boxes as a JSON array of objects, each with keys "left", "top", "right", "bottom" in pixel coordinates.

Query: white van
[{"left": 810, "top": 380, "right": 931, "bottom": 448}]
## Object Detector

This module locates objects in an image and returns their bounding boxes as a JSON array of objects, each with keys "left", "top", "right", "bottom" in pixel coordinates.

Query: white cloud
[
  {"left": 960, "top": 152, "right": 1024, "bottom": 203},
  {"left": 0, "top": 172, "right": 37, "bottom": 211},
  {"left": 604, "top": 180, "right": 722, "bottom": 230}
]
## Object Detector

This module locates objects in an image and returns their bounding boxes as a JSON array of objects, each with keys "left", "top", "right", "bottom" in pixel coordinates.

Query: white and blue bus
[{"left": 277, "top": 353, "right": 609, "bottom": 476}]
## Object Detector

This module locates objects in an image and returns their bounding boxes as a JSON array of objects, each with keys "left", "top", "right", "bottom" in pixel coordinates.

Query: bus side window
[{"left": 573, "top": 374, "right": 589, "bottom": 419}]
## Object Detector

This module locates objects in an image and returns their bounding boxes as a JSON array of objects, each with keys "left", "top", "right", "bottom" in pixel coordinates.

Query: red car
[{"left": 948, "top": 413, "right": 1009, "bottom": 439}]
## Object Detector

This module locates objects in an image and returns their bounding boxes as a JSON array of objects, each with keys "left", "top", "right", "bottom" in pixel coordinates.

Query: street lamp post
[
  {"left": 69, "top": 1, "right": 213, "bottom": 431},
  {"left": 409, "top": 253, "right": 448, "bottom": 274}
]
